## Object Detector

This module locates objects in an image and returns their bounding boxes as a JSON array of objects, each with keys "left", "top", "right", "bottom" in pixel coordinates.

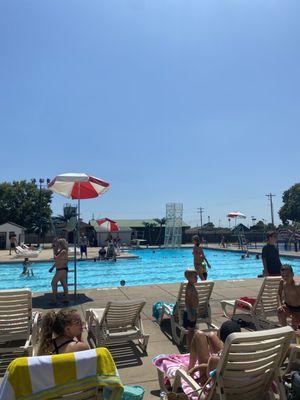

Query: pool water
[{"left": 1, "top": 248, "right": 300, "bottom": 293}]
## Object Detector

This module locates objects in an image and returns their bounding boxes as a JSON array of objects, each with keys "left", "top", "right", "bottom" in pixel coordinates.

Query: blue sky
[{"left": 1, "top": 0, "right": 300, "bottom": 227}]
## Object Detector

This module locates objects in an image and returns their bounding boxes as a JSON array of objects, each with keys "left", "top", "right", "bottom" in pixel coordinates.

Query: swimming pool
[{"left": 1, "top": 248, "right": 300, "bottom": 292}]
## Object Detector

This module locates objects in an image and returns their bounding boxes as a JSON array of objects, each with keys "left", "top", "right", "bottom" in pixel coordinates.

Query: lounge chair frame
[
  {"left": 169, "top": 281, "right": 216, "bottom": 346},
  {"left": 86, "top": 299, "right": 149, "bottom": 352},
  {"left": 173, "top": 326, "right": 294, "bottom": 400},
  {"left": 0, "top": 289, "right": 39, "bottom": 375},
  {"left": 13, "top": 246, "right": 40, "bottom": 258},
  {"left": 220, "top": 277, "right": 282, "bottom": 330}
]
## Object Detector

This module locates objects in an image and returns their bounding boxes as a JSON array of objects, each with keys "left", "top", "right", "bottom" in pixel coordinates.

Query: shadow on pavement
[
  {"left": 106, "top": 341, "right": 147, "bottom": 369},
  {"left": 32, "top": 293, "right": 94, "bottom": 309}
]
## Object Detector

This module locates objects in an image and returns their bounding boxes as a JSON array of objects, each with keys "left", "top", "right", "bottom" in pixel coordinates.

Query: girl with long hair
[
  {"left": 37, "top": 309, "right": 89, "bottom": 355},
  {"left": 50, "top": 238, "right": 69, "bottom": 304}
]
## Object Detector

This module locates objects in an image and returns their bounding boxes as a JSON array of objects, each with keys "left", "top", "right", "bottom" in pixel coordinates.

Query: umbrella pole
[{"left": 74, "top": 198, "right": 80, "bottom": 302}]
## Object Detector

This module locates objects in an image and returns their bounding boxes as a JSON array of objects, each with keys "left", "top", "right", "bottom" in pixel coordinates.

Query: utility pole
[
  {"left": 208, "top": 216, "right": 211, "bottom": 223},
  {"left": 197, "top": 207, "right": 204, "bottom": 228},
  {"left": 266, "top": 193, "right": 276, "bottom": 227}
]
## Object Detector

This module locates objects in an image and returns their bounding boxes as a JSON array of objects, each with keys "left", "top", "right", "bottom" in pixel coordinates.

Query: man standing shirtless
[{"left": 277, "top": 264, "right": 300, "bottom": 330}]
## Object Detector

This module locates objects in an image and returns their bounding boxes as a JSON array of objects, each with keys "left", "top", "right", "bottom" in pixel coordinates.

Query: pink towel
[
  {"left": 153, "top": 354, "right": 210, "bottom": 400},
  {"left": 153, "top": 353, "right": 191, "bottom": 378}
]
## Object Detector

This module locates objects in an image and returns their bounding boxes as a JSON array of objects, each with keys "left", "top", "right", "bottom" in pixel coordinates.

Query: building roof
[
  {"left": 89, "top": 219, "right": 132, "bottom": 232},
  {"left": 64, "top": 218, "right": 92, "bottom": 232},
  {"left": 115, "top": 219, "right": 190, "bottom": 228},
  {"left": 231, "top": 223, "right": 250, "bottom": 233},
  {"left": 0, "top": 221, "right": 26, "bottom": 230},
  {"left": 89, "top": 218, "right": 190, "bottom": 231}
]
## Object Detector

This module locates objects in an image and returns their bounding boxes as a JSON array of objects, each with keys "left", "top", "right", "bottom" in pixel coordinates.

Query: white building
[{"left": 0, "top": 222, "right": 26, "bottom": 250}]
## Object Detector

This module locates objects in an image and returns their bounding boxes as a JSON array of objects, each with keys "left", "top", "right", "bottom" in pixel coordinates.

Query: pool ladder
[{"left": 238, "top": 232, "right": 248, "bottom": 251}]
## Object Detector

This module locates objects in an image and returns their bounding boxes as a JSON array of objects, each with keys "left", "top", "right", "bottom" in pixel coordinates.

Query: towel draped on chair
[{"left": 0, "top": 347, "right": 123, "bottom": 400}]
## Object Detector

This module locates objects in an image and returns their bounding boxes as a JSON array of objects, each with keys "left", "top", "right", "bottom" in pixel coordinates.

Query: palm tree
[
  {"left": 31, "top": 216, "right": 51, "bottom": 245},
  {"left": 142, "top": 221, "right": 157, "bottom": 245},
  {"left": 154, "top": 218, "right": 166, "bottom": 245}
]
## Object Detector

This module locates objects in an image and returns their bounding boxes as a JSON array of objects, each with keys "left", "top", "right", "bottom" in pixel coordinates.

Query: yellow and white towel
[{"left": 0, "top": 347, "right": 123, "bottom": 400}]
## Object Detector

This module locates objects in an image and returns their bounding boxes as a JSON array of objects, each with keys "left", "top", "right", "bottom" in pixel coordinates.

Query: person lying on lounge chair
[
  {"left": 188, "top": 321, "right": 241, "bottom": 385},
  {"left": 153, "top": 321, "right": 241, "bottom": 389}
]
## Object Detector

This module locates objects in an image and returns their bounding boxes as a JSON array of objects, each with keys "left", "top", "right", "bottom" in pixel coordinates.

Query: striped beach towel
[{"left": 0, "top": 347, "right": 123, "bottom": 400}]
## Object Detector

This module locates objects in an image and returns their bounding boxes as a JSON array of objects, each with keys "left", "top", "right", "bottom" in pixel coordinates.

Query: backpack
[{"left": 288, "top": 371, "right": 300, "bottom": 400}]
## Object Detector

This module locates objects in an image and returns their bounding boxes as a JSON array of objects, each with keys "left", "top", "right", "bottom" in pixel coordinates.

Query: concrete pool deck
[
  {"left": 28, "top": 277, "right": 282, "bottom": 399},
  {"left": 0, "top": 248, "right": 138, "bottom": 264}
]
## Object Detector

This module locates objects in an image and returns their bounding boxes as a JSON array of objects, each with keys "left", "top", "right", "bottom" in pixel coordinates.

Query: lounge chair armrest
[
  {"left": 31, "top": 312, "right": 41, "bottom": 355},
  {"left": 88, "top": 308, "right": 106, "bottom": 326},
  {"left": 233, "top": 299, "right": 254, "bottom": 313},
  {"left": 174, "top": 367, "right": 202, "bottom": 392}
]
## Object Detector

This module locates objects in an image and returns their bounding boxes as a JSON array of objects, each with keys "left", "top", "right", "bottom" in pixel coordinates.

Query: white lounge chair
[
  {"left": 172, "top": 326, "right": 294, "bottom": 400},
  {"left": 21, "top": 243, "right": 42, "bottom": 252},
  {"left": 0, "top": 347, "right": 123, "bottom": 400},
  {"left": 13, "top": 246, "right": 40, "bottom": 258},
  {"left": 86, "top": 299, "right": 150, "bottom": 352},
  {"left": 220, "top": 276, "right": 282, "bottom": 330},
  {"left": 68, "top": 246, "right": 81, "bottom": 256},
  {"left": 0, "top": 289, "right": 39, "bottom": 375},
  {"left": 168, "top": 281, "right": 216, "bottom": 346}
]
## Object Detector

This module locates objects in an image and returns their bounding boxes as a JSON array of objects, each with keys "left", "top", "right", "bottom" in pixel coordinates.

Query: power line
[
  {"left": 197, "top": 207, "right": 204, "bottom": 228},
  {"left": 266, "top": 193, "right": 276, "bottom": 227}
]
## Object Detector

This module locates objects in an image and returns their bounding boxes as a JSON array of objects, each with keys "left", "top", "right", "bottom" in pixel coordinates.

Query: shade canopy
[
  {"left": 227, "top": 211, "right": 246, "bottom": 219},
  {"left": 96, "top": 218, "right": 119, "bottom": 232},
  {"left": 48, "top": 173, "right": 110, "bottom": 199}
]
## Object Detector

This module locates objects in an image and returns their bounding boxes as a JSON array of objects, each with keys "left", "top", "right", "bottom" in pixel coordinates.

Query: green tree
[
  {"left": 153, "top": 217, "right": 166, "bottom": 245},
  {"left": 142, "top": 221, "right": 157, "bottom": 245},
  {"left": 250, "top": 220, "right": 267, "bottom": 231},
  {"left": 202, "top": 222, "right": 215, "bottom": 230},
  {"left": 0, "top": 181, "right": 53, "bottom": 234},
  {"left": 279, "top": 183, "right": 300, "bottom": 224},
  {"left": 31, "top": 216, "right": 51, "bottom": 244},
  {"left": 54, "top": 204, "right": 77, "bottom": 226}
]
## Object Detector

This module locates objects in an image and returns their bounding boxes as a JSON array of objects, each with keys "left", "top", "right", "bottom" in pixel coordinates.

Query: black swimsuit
[
  {"left": 52, "top": 338, "right": 78, "bottom": 354},
  {"left": 285, "top": 303, "right": 300, "bottom": 313}
]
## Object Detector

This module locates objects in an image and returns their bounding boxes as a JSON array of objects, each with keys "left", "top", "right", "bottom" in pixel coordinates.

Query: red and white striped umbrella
[
  {"left": 48, "top": 173, "right": 110, "bottom": 199},
  {"left": 48, "top": 173, "right": 110, "bottom": 298},
  {"left": 96, "top": 218, "right": 119, "bottom": 232},
  {"left": 227, "top": 211, "right": 246, "bottom": 219}
]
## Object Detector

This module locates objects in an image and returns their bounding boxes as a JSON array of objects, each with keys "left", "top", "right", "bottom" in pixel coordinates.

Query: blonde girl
[{"left": 51, "top": 238, "right": 69, "bottom": 303}]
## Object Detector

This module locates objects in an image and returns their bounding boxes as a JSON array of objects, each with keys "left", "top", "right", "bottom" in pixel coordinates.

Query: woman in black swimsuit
[
  {"left": 37, "top": 309, "right": 89, "bottom": 355},
  {"left": 51, "top": 238, "right": 69, "bottom": 304}
]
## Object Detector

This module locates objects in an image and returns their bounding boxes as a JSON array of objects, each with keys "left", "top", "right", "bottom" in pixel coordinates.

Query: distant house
[
  {"left": 0, "top": 222, "right": 26, "bottom": 249},
  {"left": 231, "top": 223, "right": 250, "bottom": 235},
  {"left": 90, "top": 219, "right": 132, "bottom": 246},
  {"left": 89, "top": 218, "right": 190, "bottom": 246}
]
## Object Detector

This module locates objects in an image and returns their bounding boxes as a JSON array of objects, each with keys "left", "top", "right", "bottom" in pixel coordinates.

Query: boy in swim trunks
[
  {"left": 192, "top": 235, "right": 211, "bottom": 281},
  {"left": 184, "top": 269, "right": 199, "bottom": 349},
  {"left": 278, "top": 264, "right": 300, "bottom": 330}
]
